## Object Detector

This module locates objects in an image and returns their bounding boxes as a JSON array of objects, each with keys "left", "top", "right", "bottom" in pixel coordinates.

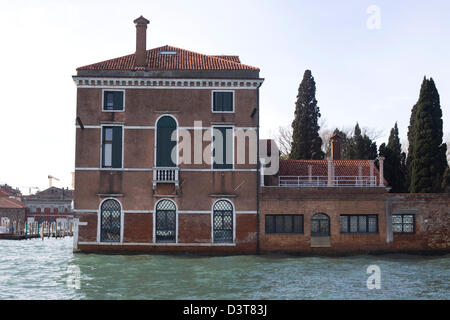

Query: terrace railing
[
  {"left": 153, "top": 167, "right": 180, "bottom": 189},
  {"left": 279, "top": 176, "right": 378, "bottom": 187}
]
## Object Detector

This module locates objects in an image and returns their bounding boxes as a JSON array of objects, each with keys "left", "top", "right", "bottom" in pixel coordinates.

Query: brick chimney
[
  {"left": 330, "top": 133, "right": 342, "bottom": 160},
  {"left": 133, "top": 16, "right": 150, "bottom": 70}
]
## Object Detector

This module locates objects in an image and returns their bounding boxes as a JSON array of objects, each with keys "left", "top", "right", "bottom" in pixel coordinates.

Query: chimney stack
[
  {"left": 133, "top": 16, "right": 150, "bottom": 70},
  {"left": 330, "top": 133, "right": 342, "bottom": 160}
]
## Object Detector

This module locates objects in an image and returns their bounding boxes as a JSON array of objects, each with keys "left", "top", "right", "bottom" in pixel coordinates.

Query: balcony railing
[
  {"left": 153, "top": 167, "right": 179, "bottom": 189},
  {"left": 279, "top": 176, "right": 378, "bottom": 187}
]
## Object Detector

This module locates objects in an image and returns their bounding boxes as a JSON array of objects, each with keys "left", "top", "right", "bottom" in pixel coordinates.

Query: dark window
[
  {"left": 156, "top": 116, "right": 177, "bottom": 167},
  {"left": 265, "top": 215, "right": 304, "bottom": 234},
  {"left": 103, "top": 91, "right": 124, "bottom": 111},
  {"left": 213, "top": 91, "right": 233, "bottom": 112},
  {"left": 311, "top": 213, "right": 330, "bottom": 236},
  {"left": 155, "top": 200, "right": 176, "bottom": 243},
  {"left": 392, "top": 214, "right": 415, "bottom": 233},
  {"left": 340, "top": 215, "right": 378, "bottom": 234},
  {"left": 102, "top": 126, "right": 122, "bottom": 168},
  {"left": 100, "top": 199, "right": 121, "bottom": 243},
  {"left": 213, "top": 200, "right": 234, "bottom": 243},
  {"left": 213, "top": 126, "right": 233, "bottom": 169}
]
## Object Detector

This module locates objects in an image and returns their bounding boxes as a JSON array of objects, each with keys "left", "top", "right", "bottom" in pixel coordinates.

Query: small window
[
  {"left": 212, "top": 126, "right": 233, "bottom": 169},
  {"left": 213, "top": 91, "right": 234, "bottom": 112},
  {"left": 340, "top": 215, "right": 378, "bottom": 234},
  {"left": 265, "top": 215, "right": 304, "bottom": 234},
  {"left": 103, "top": 91, "right": 124, "bottom": 111},
  {"left": 58, "top": 206, "right": 64, "bottom": 213},
  {"left": 102, "top": 126, "right": 122, "bottom": 168},
  {"left": 392, "top": 214, "right": 415, "bottom": 233}
]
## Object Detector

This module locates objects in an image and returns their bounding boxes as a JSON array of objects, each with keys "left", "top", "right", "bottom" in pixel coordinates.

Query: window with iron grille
[
  {"left": 265, "top": 215, "right": 304, "bottom": 234},
  {"left": 311, "top": 213, "right": 330, "bottom": 236},
  {"left": 156, "top": 200, "right": 177, "bottom": 243},
  {"left": 392, "top": 214, "right": 415, "bottom": 233},
  {"left": 103, "top": 90, "right": 124, "bottom": 111},
  {"left": 340, "top": 215, "right": 378, "bottom": 234},
  {"left": 213, "top": 200, "right": 233, "bottom": 243},
  {"left": 100, "top": 199, "right": 121, "bottom": 243}
]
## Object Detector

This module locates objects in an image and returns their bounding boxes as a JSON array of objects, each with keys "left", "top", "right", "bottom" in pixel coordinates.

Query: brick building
[
  {"left": 23, "top": 187, "right": 74, "bottom": 223},
  {"left": 73, "top": 16, "right": 263, "bottom": 253},
  {"left": 73, "top": 16, "right": 449, "bottom": 254},
  {"left": 0, "top": 188, "right": 26, "bottom": 234}
]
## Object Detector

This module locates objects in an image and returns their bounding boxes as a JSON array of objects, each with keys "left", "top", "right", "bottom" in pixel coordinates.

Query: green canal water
[{"left": 0, "top": 237, "right": 449, "bottom": 300}]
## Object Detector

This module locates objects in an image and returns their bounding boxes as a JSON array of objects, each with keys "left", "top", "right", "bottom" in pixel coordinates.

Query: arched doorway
[{"left": 311, "top": 213, "right": 330, "bottom": 237}]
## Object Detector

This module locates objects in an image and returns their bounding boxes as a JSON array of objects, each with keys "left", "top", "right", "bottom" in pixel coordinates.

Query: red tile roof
[
  {"left": 280, "top": 159, "right": 382, "bottom": 179},
  {"left": 0, "top": 196, "right": 25, "bottom": 209},
  {"left": 77, "top": 45, "right": 258, "bottom": 71}
]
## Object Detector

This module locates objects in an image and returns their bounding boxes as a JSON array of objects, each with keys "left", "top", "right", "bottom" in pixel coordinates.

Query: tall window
[
  {"left": 311, "top": 213, "right": 330, "bottom": 236},
  {"left": 102, "top": 126, "right": 122, "bottom": 168},
  {"left": 212, "top": 91, "right": 234, "bottom": 112},
  {"left": 100, "top": 199, "right": 121, "bottom": 243},
  {"left": 213, "top": 200, "right": 233, "bottom": 243},
  {"left": 392, "top": 214, "right": 415, "bottom": 233},
  {"left": 156, "top": 116, "right": 177, "bottom": 167},
  {"left": 212, "top": 127, "right": 233, "bottom": 169},
  {"left": 340, "top": 215, "right": 378, "bottom": 234},
  {"left": 103, "top": 90, "right": 124, "bottom": 111},
  {"left": 155, "top": 200, "right": 176, "bottom": 243},
  {"left": 265, "top": 215, "right": 304, "bottom": 234}
]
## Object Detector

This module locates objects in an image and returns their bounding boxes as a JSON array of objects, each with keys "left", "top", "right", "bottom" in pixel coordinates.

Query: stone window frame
[{"left": 392, "top": 214, "right": 415, "bottom": 234}]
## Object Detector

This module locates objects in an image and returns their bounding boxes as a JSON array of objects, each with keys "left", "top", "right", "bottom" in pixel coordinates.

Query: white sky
[{"left": 0, "top": 0, "right": 449, "bottom": 193}]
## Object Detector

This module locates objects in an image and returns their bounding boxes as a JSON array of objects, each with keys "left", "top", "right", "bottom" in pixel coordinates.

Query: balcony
[
  {"left": 153, "top": 167, "right": 179, "bottom": 189},
  {"left": 279, "top": 176, "right": 378, "bottom": 187}
]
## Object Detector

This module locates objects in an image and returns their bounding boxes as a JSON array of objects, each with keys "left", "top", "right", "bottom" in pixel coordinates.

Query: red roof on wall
[
  {"left": 0, "top": 197, "right": 25, "bottom": 209},
  {"left": 77, "top": 45, "right": 259, "bottom": 71},
  {"left": 280, "top": 159, "right": 382, "bottom": 179}
]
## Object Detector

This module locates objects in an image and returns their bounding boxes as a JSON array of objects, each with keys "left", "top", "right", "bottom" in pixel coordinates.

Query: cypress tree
[
  {"left": 379, "top": 123, "right": 407, "bottom": 192},
  {"left": 408, "top": 77, "right": 448, "bottom": 193},
  {"left": 290, "top": 70, "right": 324, "bottom": 160},
  {"left": 348, "top": 123, "right": 378, "bottom": 160}
]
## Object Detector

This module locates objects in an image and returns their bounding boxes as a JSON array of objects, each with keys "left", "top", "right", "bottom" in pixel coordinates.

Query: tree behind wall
[
  {"left": 290, "top": 70, "right": 324, "bottom": 160},
  {"left": 407, "top": 77, "right": 448, "bottom": 193},
  {"left": 379, "top": 123, "right": 407, "bottom": 192},
  {"left": 348, "top": 123, "right": 378, "bottom": 160}
]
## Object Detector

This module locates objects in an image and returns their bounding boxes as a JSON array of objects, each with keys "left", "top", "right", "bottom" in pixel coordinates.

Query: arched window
[
  {"left": 156, "top": 116, "right": 177, "bottom": 167},
  {"left": 213, "top": 200, "right": 234, "bottom": 243},
  {"left": 155, "top": 200, "right": 176, "bottom": 243},
  {"left": 100, "top": 199, "right": 121, "bottom": 243},
  {"left": 311, "top": 213, "right": 330, "bottom": 236}
]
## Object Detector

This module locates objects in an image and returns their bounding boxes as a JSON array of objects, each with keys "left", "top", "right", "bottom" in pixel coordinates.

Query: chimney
[
  {"left": 330, "top": 133, "right": 342, "bottom": 160},
  {"left": 133, "top": 16, "right": 150, "bottom": 70}
]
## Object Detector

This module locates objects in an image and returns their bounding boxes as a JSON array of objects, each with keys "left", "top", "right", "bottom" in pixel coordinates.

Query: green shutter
[
  {"left": 112, "top": 127, "right": 122, "bottom": 168},
  {"left": 223, "top": 92, "right": 233, "bottom": 111},
  {"left": 157, "top": 117, "right": 177, "bottom": 167},
  {"left": 113, "top": 91, "right": 124, "bottom": 110},
  {"left": 213, "top": 127, "right": 233, "bottom": 169},
  {"left": 213, "top": 92, "right": 221, "bottom": 111}
]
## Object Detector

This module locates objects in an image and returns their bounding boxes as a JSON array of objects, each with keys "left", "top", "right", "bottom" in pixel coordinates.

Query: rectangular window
[
  {"left": 212, "top": 126, "right": 233, "bottom": 169},
  {"left": 103, "top": 91, "right": 124, "bottom": 111},
  {"left": 58, "top": 206, "right": 64, "bottom": 213},
  {"left": 265, "top": 215, "right": 304, "bottom": 234},
  {"left": 30, "top": 206, "right": 36, "bottom": 213},
  {"left": 213, "top": 91, "right": 234, "bottom": 112},
  {"left": 392, "top": 214, "right": 415, "bottom": 233},
  {"left": 340, "top": 215, "right": 378, "bottom": 234},
  {"left": 102, "top": 126, "right": 122, "bottom": 168}
]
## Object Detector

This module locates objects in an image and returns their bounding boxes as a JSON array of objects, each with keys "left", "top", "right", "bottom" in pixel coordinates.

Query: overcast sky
[{"left": 0, "top": 0, "right": 449, "bottom": 192}]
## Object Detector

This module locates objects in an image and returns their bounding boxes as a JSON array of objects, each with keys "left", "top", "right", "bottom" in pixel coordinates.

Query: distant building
[
  {"left": 23, "top": 187, "right": 74, "bottom": 223},
  {"left": 0, "top": 188, "right": 26, "bottom": 233}
]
